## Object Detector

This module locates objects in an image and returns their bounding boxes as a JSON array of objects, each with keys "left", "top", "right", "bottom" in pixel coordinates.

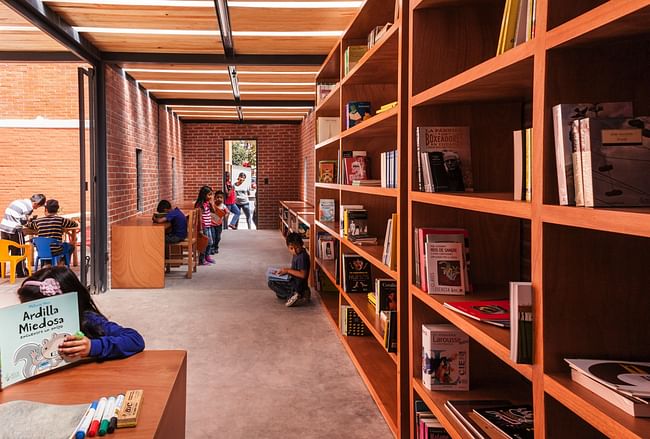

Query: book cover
[
  {"left": 346, "top": 209, "right": 369, "bottom": 238},
  {"left": 445, "top": 399, "right": 512, "bottom": 439},
  {"left": 425, "top": 241, "right": 466, "bottom": 295},
  {"left": 342, "top": 254, "right": 372, "bottom": 293},
  {"left": 343, "top": 306, "right": 366, "bottom": 336},
  {"left": 343, "top": 156, "right": 370, "bottom": 185},
  {"left": 318, "top": 160, "right": 337, "bottom": 183},
  {"left": 346, "top": 101, "right": 371, "bottom": 129},
  {"left": 339, "top": 204, "right": 363, "bottom": 236},
  {"left": 318, "top": 198, "right": 335, "bottom": 222},
  {"left": 416, "top": 126, "right": 472, "bottom": 192},
  {"left": 418, "top": 228, "right": 471, "bottom": 293},
  {"left": 267, "top": 266, "right": 289, "bottom": 282},
  {"left": 473, "top": 404, "right": 534, "bottom": 439},
  {"left": 0, "top": 292, "right": 80, "bottom": 389},
  {"left": 375, "top": 279, "right": 397, "bottom": 316},
  {"left": 443, "top": 299, "right": 510, "bottom": 327},
  {"left": 422, "top": 324, "right": 469, "bottom": 390},
  {"left": 317, "top": 117, "right": 340, "bottom": 143},
  {"left": 551, "top": 102, "right": 633, "bottom": 205},
  {"left": 580, "top": 117, "right": 650, "bottom": 207},
  {"left": 565, "top": 359, "right": 650, "bottom": 397},
  {"left": 319, "top": 237, "right": 335, "bottom": 261}
]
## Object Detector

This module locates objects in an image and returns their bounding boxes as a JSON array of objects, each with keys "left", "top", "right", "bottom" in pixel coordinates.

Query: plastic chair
[
  {"left": 0, "top": 239, "right": 33, "bottom": 284},
  {"left": 32, "top": 237, "right": 71, "bottom": 269}
]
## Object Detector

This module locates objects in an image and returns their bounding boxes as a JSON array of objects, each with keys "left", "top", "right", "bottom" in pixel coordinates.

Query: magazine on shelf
[
  {"left": 565, "top": 359, "right": 650, "bottom": 398},
  {"left": 445, "top": 399, "right": 512, "bottom": 439},
  {"left": 472, "top": 404, "right": 534, "bottom": 439}
]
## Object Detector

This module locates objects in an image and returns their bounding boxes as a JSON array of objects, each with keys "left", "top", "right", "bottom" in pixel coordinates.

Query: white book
[
  {"left": 422, "top": 324, "right": 469, "bottom": 391},
  {"left": 317, "top": 117, "right": 340, "bottom": 143},
  {"left": 572, "top": 119, "right": 585, "bottom": 206},
  {"left": 382, "top": 218, "right": 392, "bottom": 265},
  {"left": 513, "top": 130, "right": 524, "bottom": 201},
  {"left": 509, "top": 281, "right": 532, "bottom": 363},
  {"left": 425, "top": 241, "right": 466, "bottom": 295}
]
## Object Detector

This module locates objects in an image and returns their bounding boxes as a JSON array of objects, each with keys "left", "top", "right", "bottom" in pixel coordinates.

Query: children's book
[
  {"left": 266, "top": 267, "right": 289, "bottom": 282},
  {"left": 319, "top": 198, "right": 336, "bottom": 222},
  {"left": 318, "top": 160, "right": 337, "bottom": 183},
  {"left": 346, "top": 101, "right": 371, "bottom": 128},
  {"left": 0, "top": 292, "right": 80, "bottom": 389}
]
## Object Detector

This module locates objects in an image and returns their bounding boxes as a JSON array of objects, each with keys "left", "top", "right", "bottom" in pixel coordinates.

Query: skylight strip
[
  {"left": 141, "top": 80, "right": 314, "bottom": 86},
  {"left": 166, "top": 105, "right": 237, "bottom": 109},
  {"left": 43, "top": 0, "right": 362, "bottom": 8},
  {"left": 0, "top": 26, "right": 40, "bottom": 32},
  {"left": 240, "top": 91, "right": 314, "bottom": 95},
  {"left": 153, "top": 89, "right": 313, "bottom": 95},
  {"left": 168, "top": 105, "right": 313, "bottom": 110},
  {"left": 149, "top": 89, "right": 233, "bottom": 93},
  {"left": 243, "top": 115, "right": 304, "bottom": 118},
  {"left": 127, "top": 69, "right": 229, "bottom": 74},
  {"left": 73, "top": 27, "right": 343, "bottom": 37}
]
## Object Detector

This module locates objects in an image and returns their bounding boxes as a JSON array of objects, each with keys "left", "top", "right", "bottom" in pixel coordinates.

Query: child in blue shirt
[
  {"left": 268, "top": 232, "right": 311, "bottom": 307},
  {"left": 152, "top": 199, "right": 187, "bottom": 244},
  {"left": 17, "top": 267, "right": 145, "bottom": 360}
]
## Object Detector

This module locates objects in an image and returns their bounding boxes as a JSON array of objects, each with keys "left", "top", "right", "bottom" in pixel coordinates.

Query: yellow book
[
  {"left": 389, "top": 213, "right": 398, "bottom": 270},
  {"left": 503, "top": 0, "right": 522, "bottom": 52},
  {"left": 496, "top": 0, "right": 511, "bottom": 55}
]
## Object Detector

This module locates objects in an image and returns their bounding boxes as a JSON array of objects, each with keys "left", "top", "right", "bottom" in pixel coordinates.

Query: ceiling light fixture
[
  {"left": 139, "top": 80, "right": 232, "bottom": 85},
  {"left": 214, "top": 0, "right": 234, "bottom": 57},
  {"left": 240, "top": 91, "right": 314, "bottom": 95},
  {"left": 72, "top": 27, "right": 343, "bottom": 37},
  {"left": 228, "top": 65, "right": 240, "bottom": 99},
  {"left": 0, "top": 26, "right": 39, "bottom": 32},
  {"left": 147, "top": 89, "right": 233, "bottom": 93},
  {"left": 42, "top": 0, "right": 362, "bottom": 8},
  {"left": 125, "top": 69, "right": 229, "bottom": 74}
]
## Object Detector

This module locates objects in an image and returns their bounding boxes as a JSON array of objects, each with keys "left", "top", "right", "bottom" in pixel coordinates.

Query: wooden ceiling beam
[
  {"left": 0, "top": 51, "right": 80, "bottom": 62},
  {"left": 2, "top": 0, "right": 101, "bottom": 63},
  {"left": 102, "top": 52, "right": 325, "bottom": 66}
]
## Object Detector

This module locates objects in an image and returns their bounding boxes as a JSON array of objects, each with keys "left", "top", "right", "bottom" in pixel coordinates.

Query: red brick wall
[
  {"left": 105, "top": 66, "right": 183, "bottom": 224},
  {"left": 0, "top": 63, "right": 85, "bottom": 214},
  {"left": 181, "top": 123, "right": 301, "bottom": 229},
  {"left": 298, "top": 112, "right": 315, "bottom": 206}
]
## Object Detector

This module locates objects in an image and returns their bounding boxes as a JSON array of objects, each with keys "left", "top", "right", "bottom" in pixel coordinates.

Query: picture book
[
  {"left": 443, "top": 299, "right": 510, "bottom": 328},
  {"left": 0, "top": 292, "right": 80, "bottom": 389},
  {"left": 579, "top": 117, "right": 650, "bottom": 207},
  {"left": 445, "top": 399, "right": 512, "bottom": 439},
  {"left": 319, "top": 198, "right": 336, "bottom": 222},
  {"left": 346, "top": 101, "right": 371, "bottom": 128},
  {"left": 375, "top": 278, "right": 397, "bottom": 316},
  {"left": 346, "top": 209, "right": 369, "bottom": 238},
  {"left": 425, "top": 241, "right": 466, "bottom": 295},
  {"left": 342, "top": 254, "right": 372, "bottom": 293},
  {"left": 565, "top": 359, "right": 650, "bottom": 397},
  {"left": 417, "top": 227, "right": 471, "bottom": 293},
  {"left": 422, "top": 324, "right": 469, "bottom": 391},
  {"left": 343, "top": 156, "right": 370, "bottom": 184},
  {"left": 551, "top": 102, "right": 633, "bottom": 205},
  {"left": 416, "top": 126, "right": 472, "bottom": 192},
  {"left": 473, "top": 404, "right": 534, "bottom": 439},
  {"left": 318, "top": 160, "right": 337, "bottom": 183},
  {"left": 339, "top": 204, "right": 363, "bottom": 236},
  {"left": 266, "top": 267, "right": 289, "bottom": 282}
]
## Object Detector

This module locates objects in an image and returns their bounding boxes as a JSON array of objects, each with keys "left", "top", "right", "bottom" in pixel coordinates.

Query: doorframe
[{"left": 222, "top": 139, "right": 259, "bottom": 228}]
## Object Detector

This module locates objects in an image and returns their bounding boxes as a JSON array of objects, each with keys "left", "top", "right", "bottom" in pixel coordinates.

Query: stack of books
[
  {"left": 367, "top": 23, "right": 392, "bottom": 49},
  {"left": 415, "top": 400, "right": 450, "bottom": 439},
  {"left": 415, "top": 126, "right": 472, "bottom": 193},
  {"left": 565, "top": 359, "right": 650, "bottom": 417},
  {"left": 445, "top": 400, "right": 533, "bottom": 438}
]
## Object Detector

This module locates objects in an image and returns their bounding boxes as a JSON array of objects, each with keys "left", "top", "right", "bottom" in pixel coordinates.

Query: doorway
[{"left": 224, "top": 140, "right": 257, "bottom": 230}]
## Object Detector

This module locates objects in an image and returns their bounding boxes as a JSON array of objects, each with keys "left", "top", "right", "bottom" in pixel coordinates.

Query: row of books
[
  {"left": 344, "top": 45, "right": 367, "bottom": 76},
  {"left": 379, "top": 149, "right": 398, "bottom": 188},
  {"left": 513, "top": 128, "right": 532, "bottom": 202},
  {"left": 316, "top": 231, "right": 337, "bottom": 261},
  {"left": 552, "top": 101, "right": 650, "bottom": 207},
  {"left": 496, "top": 0, "right": 536, "bottom": 56},
  {"left": 367, "top": 22, "right": 392, "bottom": 50},
  {"left": 445, "top": 399, "right": 534, "bottom": 438},
  {"left": 316, "top": 82, "right": 336, "bottom": 105},
  {"left": 415, "top": 126, "right": 473, "bottom": 193},
  {"left": 414, "top": 401, "right": 449, "bottom": 439},
  {"left": 381, "top": 213, "right": 398, "bottom": 270}
]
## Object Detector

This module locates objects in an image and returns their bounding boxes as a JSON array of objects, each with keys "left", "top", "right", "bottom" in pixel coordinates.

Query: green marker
[
  {"left": 98, "top": 396, "right": 116, "bottom": 436},
  {"left": 75, "top": 331, "right": 85, "bottom": 339}
]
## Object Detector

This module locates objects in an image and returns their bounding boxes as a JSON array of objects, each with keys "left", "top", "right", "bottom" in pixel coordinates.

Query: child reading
[
  {"left": 152, "top": 199, "right": 187, "bottom": 244},
  {"left": 17, "top": 267, "right": 145, "bottom": 360},
  {"left": 267, "top": 232, "right": 311, "bottom": 307}
]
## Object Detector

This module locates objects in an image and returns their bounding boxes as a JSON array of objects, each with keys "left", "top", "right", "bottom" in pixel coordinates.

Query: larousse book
[
  {"left": 422, "top": 324, "right": 469, "bottom": 391},
  {"left": 0, "top": 292, "right": 80, "bottom": 389}
]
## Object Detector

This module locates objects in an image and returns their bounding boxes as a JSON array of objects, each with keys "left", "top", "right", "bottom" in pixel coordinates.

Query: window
[
  {"left": 172, "top": 157, "right": 177, "bottom": 200},
  {"left": 136, "top": 148, "right": 143, "bottom": 211}
]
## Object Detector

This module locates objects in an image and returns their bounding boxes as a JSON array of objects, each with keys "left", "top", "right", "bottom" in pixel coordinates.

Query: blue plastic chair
[{"left": 32, "top": 237, "right": 71, "bottom": 269}]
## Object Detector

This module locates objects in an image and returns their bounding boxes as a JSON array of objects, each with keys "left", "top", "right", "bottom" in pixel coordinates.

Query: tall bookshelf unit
[
  {"left": 312, "top": 0, "right": 409, "bottom": 436},
  {"left": 408, "top": 1, "right": 650, "bottom": 439}
]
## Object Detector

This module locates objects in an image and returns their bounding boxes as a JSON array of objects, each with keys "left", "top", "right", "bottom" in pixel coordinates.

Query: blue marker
[{"left": 75, "top": 400, "right": 98, "bottom": 439}]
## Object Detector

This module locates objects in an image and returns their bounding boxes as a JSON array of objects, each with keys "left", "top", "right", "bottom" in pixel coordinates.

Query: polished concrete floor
[{"left": 0, "top": 229, "right": 392, "bottom": 438}]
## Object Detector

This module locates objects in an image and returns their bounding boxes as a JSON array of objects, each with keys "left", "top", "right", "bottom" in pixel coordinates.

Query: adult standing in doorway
[
  {"left": 0, "top": 194, "right": 46, "bottom": 277},
  {"left": 230, "top": 172, "right": 251, "bottom": 230},
  {"left": 223, "top": 171, "right": 239, "bottom": 230}
]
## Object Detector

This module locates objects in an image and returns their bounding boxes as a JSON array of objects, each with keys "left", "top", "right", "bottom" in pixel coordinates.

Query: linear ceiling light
[
  {"left": 242, "top": 106, "right": 313, "bottom": 109},
  {"left": 43, "top": 0, "right": 362, "bottom": 8},
  {"left": 148, "top": 89, "right": 233, "bottom": 93},
  {"left": 0, "top": 26, "right": 40, "bottom": 32},
  {"left": 240, "top": 91, "right": 314, "bottom": 95},
  {"left": 228, "top": 65, "right": 240, "bottom": 99},
  {"left": 238, "top": 71, "right": 317, "bottom": 75},
  {"left": 214, "top": 0, "right": 234, "bottom": 57},
  {"left": 139, "top": 80, "right": 231, "bottom": 85},
  {"left": 126, "top": 69, "right": 229, "bottom": 74},
  {"left": 243, "top": 115, "right": 304, "bottom": 118},
  {"left": 72, "top": 27, "right": 343, "bottom": 37},
  {"left": 167, "top": 105, "right": 236, "bottom": 109}
]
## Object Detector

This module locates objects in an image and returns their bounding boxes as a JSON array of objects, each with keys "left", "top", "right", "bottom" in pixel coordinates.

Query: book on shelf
[
  {"left": 579, "top": 116, "right": 650, "bottom": 207},
  {"left": 376, "top": 100, "right": 397, "bottom": 114},
  {"left": 317, "top": 116, "right": 340, "bottom": 143},
  {"left": 509, "top": 281, "right": 532, "bottom": 364},
  {"left": 319, "top": 236, "right": 336, "bottom": 261},
  {"left": 443, "top": 299, "right": 510, "bottom": 328},
  {"left": 425, "top": 240, "right": 467, "bottom": 296},
  {"left": 340, "top": 305, "right": 366, "bottom": 336},
  {"left": 512, "top": 128, "right": 532, "bottom": 202},
  {"left": 343, "top": 156, "right": 370, "bottom": 185},
  {"left": 565, "top": 359, "right": 650, "bottom": 399},
  {"left": 472, "top": 404, "right": 534, "bottom": 439},
  {"left": 367, "top": 291, "right": 376, "bottom": 307},
  {"left": 551, "top": 102, "right": 632, "bottom": 205},
  {"left": 351, "top": 179, "right": 381, "bottom": 186},
  {"left": 318, "top": 198, "right": 336, "bottom": 222},
  {"left": 345, "top": 209, "right": 368, "bottom": 238},
  {"left": 388, "top": 213, "right": 398, "bottom": 270},
  {"left": 382, "top": 310, "right": 397, "bottom": 353},
  {"left": 380, "top": 150, "right": 398, "bottom": 188},
  {"left": 340, "top": 150, "right": 367, "bottom": 184},
  {"left": 348, "top": 236, "right": 378, "bottom": 245},
  {"left": 382, "top": 217, "right": 392, "bottom": 266},
  {"left": 0, "top": 292, "right": 80, "bottom": 389},
  {"left": 416, "top": 227, "right": 471, "bottom": 293},
  {"left": 318, "top": 160, "right": 337, "bottom": 183},
  {"left": 342, "top": 254, "right": 372, "bottom": 293},
  {"left": 415, "top": 400, "right": 451, "bottom": 439},
  {"left": 416, "top": 126, "right": 472, "bottom": 193},
  {"left": 316, "top": 82, "right": 336, "bottom": 104},
  {"left": 339, "top": 204, "right": 363, "bottom": 236},
  {"left": 267, "top": 266, "right": 289, "bottom": 282},
  {"left": 497, "top": 0, "right": 535, "bottom": 55},
  {"left": 343, "top": 45, "right": 367, "bottom": 76},
  {"left": 422, "top": 324, "right": 469, "bottom": 391},
  {"left": 445, "top": 399, "right": 512, "bottom": 439},
  {"left": 368, "top": 22, "right": 392, "bottom": 49},
  {"left": 375, "top": 278, "right": 397, "bottom": 316},
  {"left": 346, "top": 101, "right": 371, "bottom": 129}
]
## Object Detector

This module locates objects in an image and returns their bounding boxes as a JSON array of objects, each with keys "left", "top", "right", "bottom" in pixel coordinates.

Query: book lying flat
[
  {"left": 565, "top": 359, "right": 650, "bottom": 398},
  {"left": 266, "top": 267, "right": 289, "bottom": 282},
  {"left": 443, "top": 299, "right": 510, "bottom": 328},
  {"left": 445, "top": 400, "right": 512, "bottom": 439},
  {"left": 473, "top": 404, "right": 534, "bottom": 439}
]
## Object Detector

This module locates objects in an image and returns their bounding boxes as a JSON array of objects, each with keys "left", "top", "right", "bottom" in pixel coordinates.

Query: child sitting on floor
[
  {"left": 17, "top": 266, "right": 145, "bottom": 360},
  {"left": 267, "top": 232, "right": 311, "bottom": 307}
]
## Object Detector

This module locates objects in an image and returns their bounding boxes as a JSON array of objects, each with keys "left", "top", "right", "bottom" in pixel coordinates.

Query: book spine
[
  {"left": 572, "top": 119, "right": 585, "bottom": 206},
  {"left": 525, "top": 127, "right": 532, "bottom": 202},
  {"left": 580, "top": 119, "right": 594, "bottom": 207},
  {"left": 552, "top": 105, "right": 570, "bottom": 205}
]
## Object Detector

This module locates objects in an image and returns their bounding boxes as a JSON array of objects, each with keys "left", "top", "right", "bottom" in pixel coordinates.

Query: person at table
[
  {"left": 27, "top": 199, "right": 78, "bottom": 267},
  {"left": 152, "top": 199, "right": 188, "bottom": 244},
  {"left": 18, "top": 266, "right": 145, "bottom": 360},
  {"left": 0, "top": 193, "right": 46, "bottom": 277}
]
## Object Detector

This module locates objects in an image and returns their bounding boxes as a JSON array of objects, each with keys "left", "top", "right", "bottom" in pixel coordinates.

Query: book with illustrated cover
[
  {"left": 417, "top": 228, "right": 471, "bottom": 293},
  {"left": 473, "top": 404, "right": 534, "bottom": 439},
  {"left": 375, "top": 278, "right": 397, "bottom": 316},
  {"left": 319, "top": 198, "right": 335, "bottom": 222},
  {"left": 551, "top": 102, "right": 633, "bottom": 205},
  {"left": 443, "top": 299, "right": 510, "bottom": 328},
  {"left": 267, "top": 267, "right": 289, "bottom": 282},
  {"left": 565, "top": 359, "right": 650, "bottom": 398},
  {"left": 416, "top": 126, "right": 472, "bottom": 193},
  {"left": 0, "top": 292, "right": 80, "bottom": 389},
  {"left": 425, "top": 241, "right": 466, "bottom": 295},
  {"left": 343, "top": 156, "right": 370, "bottom": 185},
  {"left": 318, "top": 160, "right": 337, "bottom": 183},
  {"left": 342, "top": 254, "right": 372, "bottom": 293},
  {"left": 579, "top": 117, "right": 650, "bottom": 207},
  {"left": 445, "top": 399, "right": 513, "bottom": 439},
  {"left": 346, "top": 209, "right": 369, "bottom": 238},
  {"left": 346, "top": 101, "right": 371, "bottom": 128},
  {"left": 339, "top": 204, "right": 363, "bottom": 236},
  {"left": 422, "top": 324, "right": 469, "bottom": 391}
]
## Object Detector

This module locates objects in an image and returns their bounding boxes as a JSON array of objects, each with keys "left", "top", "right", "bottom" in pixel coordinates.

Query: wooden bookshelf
[
  {"left": 408, "top": 1, "right": 650, "bottom": 439},
  {"left": 278, "top": 200, "right": 314, "bottom": 284}
]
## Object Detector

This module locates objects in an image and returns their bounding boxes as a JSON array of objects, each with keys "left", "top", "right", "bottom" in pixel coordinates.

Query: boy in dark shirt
[
  {"left": 268, "top": 232, "right": 311, "bottom": 307},
  {"left": 152, "top": 200, "right": 187, "bottom": 243}
]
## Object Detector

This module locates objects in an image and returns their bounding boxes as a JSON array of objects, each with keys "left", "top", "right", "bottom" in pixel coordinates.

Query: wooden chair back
[{"left": 164, "top": 208, "right": 200, "bottom": 279}]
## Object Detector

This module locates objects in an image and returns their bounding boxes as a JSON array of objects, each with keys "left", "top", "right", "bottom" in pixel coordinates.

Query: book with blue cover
[
  {"left": 0, "top": 292, "right": 80, "bottom": 388},
  {"left": 266, "top": 267, "right": 290, "bottom": 282}
]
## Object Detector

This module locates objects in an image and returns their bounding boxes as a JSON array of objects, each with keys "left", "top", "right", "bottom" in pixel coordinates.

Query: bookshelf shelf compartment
[
  {"left": 541, "top": 205, "right": 650, "bottom": 238},
  {"left": 340, "top": 106, "right": 398, "bottom": 139},
  {"left": 343, "top": 23, "right": 399, "bottom": 86},
  {"left": 340, "top": 185, "right": 399, "bottom": 198},
  {"left": 342, "top": 239, "right": 398, "bottom": 280},
  {"left": 411, "top": 192, "right": 532, "bottom": 219},
  {"left": 315, "top": 220, "right": 339, "bottom": 238}
]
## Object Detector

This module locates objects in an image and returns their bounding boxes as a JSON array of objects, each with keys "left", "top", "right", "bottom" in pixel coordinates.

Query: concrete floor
[{"left": 0, "top": 230, "right": 392, "bottom": 438}]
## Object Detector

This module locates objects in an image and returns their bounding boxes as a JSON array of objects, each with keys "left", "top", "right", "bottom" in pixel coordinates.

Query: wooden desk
[
  {"left": 0, "top": 350, "right": 187, "bottom": 439},
  {"left": 111, "top": 215, "right": 166, "bottom": 289}
]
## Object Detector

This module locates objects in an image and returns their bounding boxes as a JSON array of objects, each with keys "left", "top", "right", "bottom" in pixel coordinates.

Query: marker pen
[
  {"left": 107, "top": 394, "right": 124, "bottom": 434},
  {"left": 74, "top": 400, "right": 98, "bottom": 439},
  {"left": 87, "top": 397, "right": 107, "bottom": 437},
  {"left": 98, "top": 396, "right": 115, "bottom": 436},
  {"left": 75, "top": 331, "right": 85, "bottom": 339}
]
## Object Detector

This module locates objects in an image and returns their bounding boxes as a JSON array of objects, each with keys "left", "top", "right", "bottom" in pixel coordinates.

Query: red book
[{"left": 443, "top": 299, "right": 510, "bottom": 327}]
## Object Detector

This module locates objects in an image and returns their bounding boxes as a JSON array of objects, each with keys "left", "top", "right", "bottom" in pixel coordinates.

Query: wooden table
[
  {"left": 0, "top": 350, "right": 187, "bottom": 439},
  {"left": 111, "top": 215, "right": 166, "bottom": 289}
]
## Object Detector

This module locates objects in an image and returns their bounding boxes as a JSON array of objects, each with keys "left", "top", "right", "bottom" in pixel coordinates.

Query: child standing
[
  {"left": 210, "top": 190, "right": 229, "bottom": 254},
  {"left": 267, "top": 232, "right": 311, "bottom": 307},
  {"left": 194, "top": 186, "right": 216, "bottom": 265},
  {"left": 18, "top": 266, "right": 145, "bottom": 360}
]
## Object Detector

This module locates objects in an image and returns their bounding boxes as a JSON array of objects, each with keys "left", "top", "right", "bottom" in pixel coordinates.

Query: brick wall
[
  {"left": 0, "top": 63, "right": 85, "bottom": 214},
  {"left": 181, "top": 123, "right": 301, "bottom": 229},
  {"left": 298, "top": 112, "right": 315, "bottom": 206}
]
